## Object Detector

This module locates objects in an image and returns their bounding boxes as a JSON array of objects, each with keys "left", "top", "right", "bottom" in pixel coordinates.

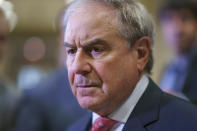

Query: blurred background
[{"left": 0, "top": 0, "right": 173, "bottom": 88}]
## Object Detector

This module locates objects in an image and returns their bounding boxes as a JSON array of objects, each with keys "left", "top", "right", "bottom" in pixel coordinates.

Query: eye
[
  {"left": 92, "top": 47, "right": 103, "bottom": 53},
  {"left": 90, "top": 46, "right": 104, "bottom": 58},
  {"left": 66, "top": 48, "right": 76, "bottom": 55}
]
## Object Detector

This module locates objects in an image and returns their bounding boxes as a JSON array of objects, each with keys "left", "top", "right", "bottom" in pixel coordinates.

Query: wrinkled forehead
[{"left": 64, "top": 2, "right": 120, "bottom": 47}]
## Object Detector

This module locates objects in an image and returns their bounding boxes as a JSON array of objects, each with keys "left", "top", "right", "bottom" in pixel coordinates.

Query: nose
[{"left": 71, "top": 50, "right": 91, "bottom": 75}]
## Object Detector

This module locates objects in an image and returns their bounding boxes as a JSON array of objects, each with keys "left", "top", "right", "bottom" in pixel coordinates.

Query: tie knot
[{"left": 91, "top": 117, "right": 117, "bottom": 131}]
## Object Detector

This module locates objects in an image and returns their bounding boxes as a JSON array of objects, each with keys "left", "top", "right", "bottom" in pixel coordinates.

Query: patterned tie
[{"left": 91, "top": 117, "right": 117, "bottom": 131}]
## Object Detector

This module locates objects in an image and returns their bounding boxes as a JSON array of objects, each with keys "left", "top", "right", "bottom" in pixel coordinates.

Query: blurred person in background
[
  {"left": 15, "top": 6, "right": 88, "bottom": 131},
  {"left": 159, "top": 0, "right": 197, "bottom": 104},
  {"left": 0, "top": 0, "right": 22, "bottom": 131}
]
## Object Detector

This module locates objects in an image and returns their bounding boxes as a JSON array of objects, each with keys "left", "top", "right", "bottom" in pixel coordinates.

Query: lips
[
  {"left": 74, "top": 82, "right": 100, "bottom": 88},
  {"left": 75, "top": 84, "right": 98, "bottom": 88}
]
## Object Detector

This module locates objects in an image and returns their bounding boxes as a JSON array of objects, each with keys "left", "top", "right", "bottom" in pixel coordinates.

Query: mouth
[
  {"left": 76, "top": 84, "right": 99, "bottom": 88},
  {"left": 75, "top": 84, "right": 100, "bottom": 97}
]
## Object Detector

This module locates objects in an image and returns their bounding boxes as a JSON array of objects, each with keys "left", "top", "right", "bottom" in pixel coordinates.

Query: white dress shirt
[{"left": 92, "top": 75, "right": 149, "bottom": 131}]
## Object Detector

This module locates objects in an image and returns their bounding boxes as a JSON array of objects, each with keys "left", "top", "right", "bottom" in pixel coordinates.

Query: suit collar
[{"left": 123, "top": 78, "right": 162, "bottom": 131}]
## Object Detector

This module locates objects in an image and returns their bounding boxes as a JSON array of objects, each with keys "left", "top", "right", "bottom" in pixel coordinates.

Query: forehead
[{"left": 64, "top": 2, "right": 119, "bottom": 43}]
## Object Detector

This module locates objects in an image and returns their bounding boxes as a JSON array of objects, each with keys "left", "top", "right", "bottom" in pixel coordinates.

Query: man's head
[
  {"left": 63, "top": 0, "right": 154, "bottom": 116},
  {"left": 159, "top": 0, "right": 197, "bottom": 55}
]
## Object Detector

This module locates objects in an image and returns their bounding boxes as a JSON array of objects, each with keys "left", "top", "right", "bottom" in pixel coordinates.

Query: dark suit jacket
[
  {"left": 67, "top": 78, "right": 197, "bottom": 131},
  {"left": 15, "top": 68, "right": 88, "bottom": 131}
]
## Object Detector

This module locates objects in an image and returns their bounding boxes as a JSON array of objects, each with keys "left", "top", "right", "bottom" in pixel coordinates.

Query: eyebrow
[
  {"left": 63, "top": 42, "right": 73, "bottom": 48},
  {"left": 63, "top": 39, "right": 108, "bottom": 48}
]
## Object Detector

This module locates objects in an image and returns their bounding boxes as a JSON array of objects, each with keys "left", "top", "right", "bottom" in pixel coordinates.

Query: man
[
  {"left": 159, "top": 0, "right": 197, "bottom": 103},
  {"left": 63, "top": 0, "right": 197, "bottom": 131},
  {"left": 0, "top": 1, "right": 22, "bottom": 130}
]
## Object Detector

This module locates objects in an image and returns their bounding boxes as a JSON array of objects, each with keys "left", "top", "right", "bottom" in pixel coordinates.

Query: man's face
[
  {"left": 64, "top": 3, "right": 141, "bottom": 115},
  {"left": 161, "top": 9, "right": 197, "bottom": 54}
]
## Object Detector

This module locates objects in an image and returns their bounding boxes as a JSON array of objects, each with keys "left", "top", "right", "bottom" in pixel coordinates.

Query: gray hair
[{"left": 64, "top": 0, "right": 155, "bottom": 74}]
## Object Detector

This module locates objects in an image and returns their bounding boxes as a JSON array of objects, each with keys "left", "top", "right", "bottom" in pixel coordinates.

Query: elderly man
[{"left": 63, "top": 0, "right": 197, "bottom": 131}]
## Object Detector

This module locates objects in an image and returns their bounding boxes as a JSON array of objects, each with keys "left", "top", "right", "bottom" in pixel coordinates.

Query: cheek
[
  {"left": 66, "top": 59, "right": 74, "bottom": 83},
  {"left": 95, "top": 62, "right": 116, "bottom": 84},
  {"left": 96, "top": 60, "right": 138, "bottom": 106},
  {"left": 96, "top": 58, "right": 137, "bottom": 91},
  {"left": 66, "top": 64, "right": 76, "bottom": 94},
  {"left": 67, "top": 70, "right": 73, "bottom": 84},
  {"left": 67, "top": 69, "right": 73, "bottom": 85}
]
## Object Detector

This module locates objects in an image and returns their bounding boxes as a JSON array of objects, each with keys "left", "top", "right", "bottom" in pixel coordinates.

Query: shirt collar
[{"left": 92, "top": 75, "right": 149, "bottom": 124}]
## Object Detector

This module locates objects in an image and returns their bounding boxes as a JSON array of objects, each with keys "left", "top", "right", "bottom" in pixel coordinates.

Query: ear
[{"left": 134, "top": 36, "right": 151, "bottom": 73}]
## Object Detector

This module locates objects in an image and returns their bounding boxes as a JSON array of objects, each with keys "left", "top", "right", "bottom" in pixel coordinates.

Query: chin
[
  {"left": 78, "top": 96, "right": 96, "bottom": 109},
  {"left": 78, "top": 98, "right": 111, "bottom": 116},
  {"left": 78, "top": 96, "right": 104, "bottom": 112}
]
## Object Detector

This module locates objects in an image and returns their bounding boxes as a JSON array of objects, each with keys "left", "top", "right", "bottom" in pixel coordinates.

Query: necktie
[{"left": 91, "top": 117, "right": 117, "bottom": 131}]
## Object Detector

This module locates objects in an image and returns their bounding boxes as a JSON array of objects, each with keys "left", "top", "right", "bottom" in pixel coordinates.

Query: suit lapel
[
  {"left": 123, "top": 78, "right": 162, "bottom": 131},
  {"left": 122, "top": 117, "right": 146, "bottom": 131},
  {"left": 80, "top": 113, "right": 92, "bottom": 131},
  {"left": 68, "top": 112, "right": 92, "bottom": 131}
]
